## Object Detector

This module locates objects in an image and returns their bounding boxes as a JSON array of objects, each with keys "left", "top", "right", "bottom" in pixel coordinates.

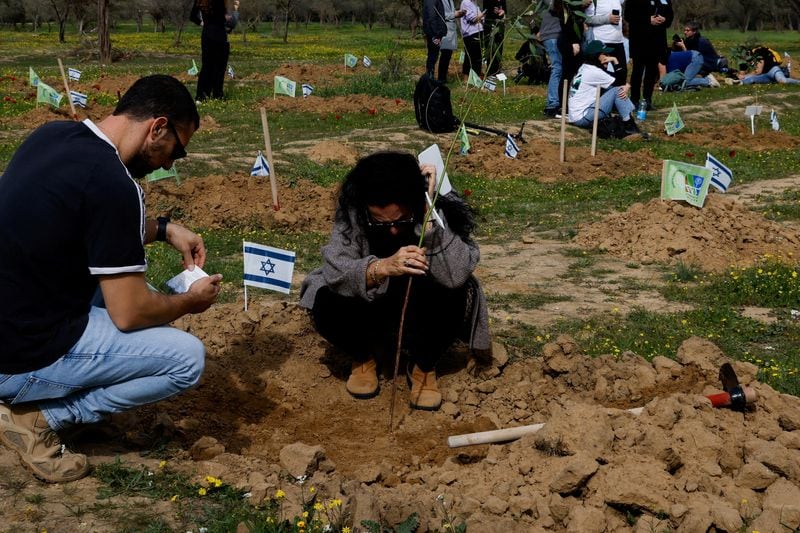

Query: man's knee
[{"left": 170, "top": 332, "right": 205, "bottom": 390}]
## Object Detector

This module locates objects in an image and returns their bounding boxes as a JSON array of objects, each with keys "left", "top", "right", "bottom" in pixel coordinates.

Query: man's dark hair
[
  {"left": 336, "top": 151, "right": 475, "bottom": 244},
  {"left": 685, "top": 21, "right": 700, "bottom": 32},
  {"left": 113, "top": 75, "right": 200, "bottom": 130}
]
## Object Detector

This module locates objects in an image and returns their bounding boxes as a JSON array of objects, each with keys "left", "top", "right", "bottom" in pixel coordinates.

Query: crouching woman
[{"left": 300, "top": 152, "right": 490, "bottom": 411}]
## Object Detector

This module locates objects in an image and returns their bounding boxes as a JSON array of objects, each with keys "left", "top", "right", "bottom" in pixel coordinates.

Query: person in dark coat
[
  {"left": 190, "top": 0, "right": 232, "bottom": 101},
  {"left": 423, "top": 0, "right": 448, "bottom": 78},
  {"left": 483, "top": 0, "right": 507, "bottom": 75},
  {"left": 625, "top": 0, "right": 673, "bottom": 109}
]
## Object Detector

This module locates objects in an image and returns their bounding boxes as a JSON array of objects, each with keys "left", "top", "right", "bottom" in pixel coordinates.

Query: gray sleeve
[{"left": 421, "top": 210, "right": 480, "bottom": 289}]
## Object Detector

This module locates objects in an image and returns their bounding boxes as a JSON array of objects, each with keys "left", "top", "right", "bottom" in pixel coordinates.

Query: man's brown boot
[
  {"left": 0, "top": 403, "right": 90, "bottom": 483},
  {"left": 346, "top": 359, "right": 379, "bottom": 399},
  {"left": 408, "top": 365, "right": 442, "bottom": 411}
]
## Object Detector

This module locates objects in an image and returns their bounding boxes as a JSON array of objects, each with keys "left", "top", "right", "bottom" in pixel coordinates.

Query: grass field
[{"left": 1, "top": 22, "right": 799, "bottom": 394}]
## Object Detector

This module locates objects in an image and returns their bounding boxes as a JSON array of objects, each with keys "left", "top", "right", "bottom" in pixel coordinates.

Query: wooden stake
[
  {"left": 590, "top": 86, "right": 601, "bottom": 157},
  {"left": 259, "top": 107, "right": 280, "bottom": 211},
  {"left": 57, "top": 58, "right": 78, "bottom": 120},
  {"left": 559, "top": 79, "right": 568, "bottom": 163}
]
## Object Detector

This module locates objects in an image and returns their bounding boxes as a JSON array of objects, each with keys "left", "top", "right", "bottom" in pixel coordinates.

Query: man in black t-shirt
[{"left": 0, "top": 75, "right": 222, "bottom": 483}]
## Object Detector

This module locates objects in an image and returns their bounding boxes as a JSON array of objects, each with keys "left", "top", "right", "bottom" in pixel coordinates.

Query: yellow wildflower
[
  {"left": 297, "top": 521, "right": 305, "bottom": 528},
  {"left": 314, "top": 502, "right": 324, "bottom": 511},
  {"left": 198, "top": 488, "right": 207, "bottom": 496},
  {"left": 309, "top": 486, "right": 316, "bottom": 493},
  {"left": 275, "top": 489, "right": 286, "bottom": 499},
  {"left": 159, "top": 460, "right": 167, "bottom": 469},
  {"left": 343, "top": 528, "right": 351, "bottom": 533},
  {"left": 170, "top": 495, "right": 178, "bottom": 502}
]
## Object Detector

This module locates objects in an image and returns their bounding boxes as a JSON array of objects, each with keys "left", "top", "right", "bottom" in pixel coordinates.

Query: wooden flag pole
[
  {"left": 57, "top": 58, "right": 78, "bottom": 120},
  {"left": 590, "top": 86, "right": 601, "bottom": 157},
  {"left": 559, "top": 79, "right": 568, "bottom": 163},
  {"left": 259, "top": 107, "right": 280, "bottom": 211}
]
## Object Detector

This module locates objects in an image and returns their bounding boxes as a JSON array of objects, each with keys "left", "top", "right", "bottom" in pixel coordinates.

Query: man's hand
[
  {"left": 186, "top": 274, "right": 223, "bottom": 314},
  {"left": 384, "top": 245, "right": 429, "bottom": 276},
  {"left": 433, "top": 37, "right": 441, "bottom": 46},
  {"left": 166, "top": 223, "right": 207, "bottom": 270}
]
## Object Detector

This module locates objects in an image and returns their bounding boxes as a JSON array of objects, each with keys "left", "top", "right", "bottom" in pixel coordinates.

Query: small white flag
[
  {"left": 68, "top": 67, "right": 81, "bottom": 81},
  {"left": 188, "top": 59, "right": 199, "bottom": 76},
  {"left": 302, "top": 83, "right": 314, "bottom": 97},
  {"left": 770, "top": 109, "right": 780, "bottom": 131},
  {"left": 243, "top": 241, "right": 296, "bottom": 294},
  {"left": 705, "top": 153, "right": 733, "bottom": 193},
  {"left": 69, "top": 90, "right": 88, "bottom": 108},
  {"left": 362, "top": 55, "right": 372, "bottom": 68},
  {"left": 251, "top": 151, "right": 270, "bottom": 176},
  {"left": 504, "top": 134, "right": 520, "bottom": 159},
  {"left": 227, "top": 64, "right": 235, "bottom": 79}
]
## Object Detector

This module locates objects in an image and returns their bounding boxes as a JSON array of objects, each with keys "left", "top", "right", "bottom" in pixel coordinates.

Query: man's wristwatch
[{"left": 156, "top": 216, "right": 170, "bottom": 242}]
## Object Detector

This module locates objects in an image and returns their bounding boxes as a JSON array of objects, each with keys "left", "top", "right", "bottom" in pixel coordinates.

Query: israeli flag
[
  {"left": 504, "top": 134, "right": 520, "bottom": 159},
  {"left": 68, "top": 67, "right": 81, "bottom": 81},
  {"left": 302, "top": 83, "right": 314, "bottom": 97},
  {"left": 483, "top": 77, "right": 497, "bottom": 91},
  {"left": 69, "top": 90, "right": 88, "bottom": 108},
  {"left": 227, "top": 64, "right": 235, "bottom": 79},
  {"left": 243, "top": 241, "right": 295, "bottom": 294},
  {"left": 251, "top": 151, "right": 270, "bottom": 176},
  {"left": 363, "top": 55, "right": 372, "bottom": 68},
  {"left": 770, "top": 109, "right": 780, "bottom": 131},
  {"left": 705, "top": 152, "right": 732, "bottom": 193}
]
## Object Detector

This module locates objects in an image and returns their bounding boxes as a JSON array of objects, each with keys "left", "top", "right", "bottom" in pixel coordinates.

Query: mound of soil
[
  {"left": 145, "top": 173, "right": 336, "bottom": 232},
  {"left": 72, "top": 73, "right": 140, "bottom": 97},
  {"left": 451, "top": 137, "right": 662, "bottom": 182},
  {"left": 258, "top": 94, "right": 408, "bottom": 116},
  {"left": 247, "top": 64, "right": 365, "bottom": 88},
  {"left": 128, "top": 305, "right": 800, "bottom": 532},
  {"left": 574, "top": 193, "right": 800, "bottom": 271},
  {"left": 1, "top": 103, "right": 115, "bottom": 129},
  {"left": 652, "top": 122, "right": 799, "bottom": 150},
  {"left": 306, "top": 140, "right": 360, "bottom": 166}
]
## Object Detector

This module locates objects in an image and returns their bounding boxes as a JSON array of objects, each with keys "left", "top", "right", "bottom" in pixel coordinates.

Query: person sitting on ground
[
  {"left": 568, "top": 40, "right": 640, "bottom": 136},
  {"left": 672, "top": 21, "right": 728, "bottom": 80},
  {"left": 664, "top": 49, "right": 716, "bottom": 89},
  {"left": 300, "top": 152, "right": 490, "bottom": 411},
  {"left": 0, "top": 75, "right": 222, "bottom": 483},
  {"left": 738, "top": 46, "right": 800, "bottom": 85}
]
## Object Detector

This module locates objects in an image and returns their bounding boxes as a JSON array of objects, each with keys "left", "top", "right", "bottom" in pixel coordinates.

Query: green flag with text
[
  {"left": 274, "top": 75, "right": 297, "bottom": 97},
  {"left": 36, "top": 81, "right": 62, "bottom": 108},
  {"left": 660, "top": 160, "right": 712, "bottom": 208}
]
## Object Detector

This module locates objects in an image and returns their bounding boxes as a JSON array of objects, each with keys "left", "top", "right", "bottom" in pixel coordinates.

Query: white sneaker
[{"left": 706, "top": 74, "right": 720, "bottom": 88}]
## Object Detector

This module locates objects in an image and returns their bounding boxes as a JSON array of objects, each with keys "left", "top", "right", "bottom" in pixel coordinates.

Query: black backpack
[
  {"left": 413, "top": 74, "right": 458, "bottom": 133},
  {"left": 596, "top": 115, "right": 627, "bottom": 139}
]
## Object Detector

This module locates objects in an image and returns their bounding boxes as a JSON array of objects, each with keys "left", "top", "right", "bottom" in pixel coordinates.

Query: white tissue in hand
[{"left": 166, "top": 266, "right": 209, "bottom": 294}]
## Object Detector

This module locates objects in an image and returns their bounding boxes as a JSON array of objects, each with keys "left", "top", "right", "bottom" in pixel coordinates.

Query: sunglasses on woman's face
[{"left": 365, "top": 211, "right": 415, "bottom": 229}]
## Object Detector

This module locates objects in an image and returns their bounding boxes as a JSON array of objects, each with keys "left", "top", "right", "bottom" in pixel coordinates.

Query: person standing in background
[
  {"left": 483, "top": 0, "right": 506, "bottom": 75},
  {"left": 540, "top": 0, "right": 563, "bottom": 117},
  {"left": 460, "top": 0, "right": 485, "bottom": 80},
  {"left": 190, "top": 0, "right": 232, "bottom": 101},
  {"left": 626, "top": 0, "right": 673, "bottom": 109},
  {"left": 438, "top": 0, "right": 465, "bottom": 82},
  {"left": 585, "top": 0, "right": 627, "bottom": 86}
]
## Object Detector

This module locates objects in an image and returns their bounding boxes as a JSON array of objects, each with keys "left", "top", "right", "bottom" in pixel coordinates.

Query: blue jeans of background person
[
  {"left": 742, "top": 65, "right": 800, "bottom": 85},
  {"left": 544, "top": 38, "right": 563, "bottom": 110},
  {"left": 0, "top": 306, "right": 204, "bottom": 431},
  {"left": 572, "top": 87, "right": 635, "bottom": 128}
]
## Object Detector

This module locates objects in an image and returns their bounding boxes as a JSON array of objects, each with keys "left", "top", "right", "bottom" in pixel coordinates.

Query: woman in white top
[
  {"left": 568, "top": 40, "right": 639, "bottom": 136},
  {"left": 585, "top": 0, "right": 627, "bottom": 86}
]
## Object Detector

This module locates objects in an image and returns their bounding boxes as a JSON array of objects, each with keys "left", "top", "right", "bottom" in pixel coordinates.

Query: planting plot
[{"left": 1, "top": 23, "right": 800, "bottom": 533}]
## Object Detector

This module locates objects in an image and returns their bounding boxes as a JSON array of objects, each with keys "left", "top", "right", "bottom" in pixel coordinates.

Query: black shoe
[
  {"left": 646, "top": 102, "right": 656, "bottom": 111},
  {"left": 543, "top": 107, "right": 562, "bottom": 119},
  {"left": 623, "top": 118, "right": 640, "bottom": 137}
]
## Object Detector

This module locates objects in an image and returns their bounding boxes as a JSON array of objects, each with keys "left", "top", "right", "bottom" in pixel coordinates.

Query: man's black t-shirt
[{"left": 0, "top": 120, "right": 147, "bottom": 374}]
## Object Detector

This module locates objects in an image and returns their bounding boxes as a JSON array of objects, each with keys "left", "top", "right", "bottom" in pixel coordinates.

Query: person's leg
[
  {"left": 684, "top": 77, "right": 710, "bottom": 88},
  {"left": 629, "top": 55, "right": 645, "bottom": 106},
  {"left": 211, "top": 40, "right": 230, "bottom": 98},
  {"left": 572, "top": 88, "right": 617, "bottom": 128},
  {"left": 0, "top": 306, "right": 205, "bottom": 431},
  {"left": 608, "top": 42, "right": 627, "bottom": 86},
  {"left": 683, "top": 50, "right": 704, "bottom": 81},
  {"left": 741, "top": 73, "right": 773, "bottom": 85},
  {"left": 642, "top": 55, "right": 659, "bottom": 104},
  {"left": 464, "top": 33, "right": 483, "bottom": 77},
  {"left": 543, "top": 38, "right": 563, "bottom": 110},
  {"left": 437, "top": 48, "right": 453, "bottom": 82},
  {"left": 310, "top": 286, "right": 384, "bottom": 363},
  {"left": 771, "top": 66, "right": 800, "bottom": 84},
  {"left": 425, "top": 35, "right": 440, "bottom": 77},
  {"left": 612, "top": 90, "right": 635, "bottom": 120},
  {"left": 196, "top": 35, "right": 213, "bottom": 100}
]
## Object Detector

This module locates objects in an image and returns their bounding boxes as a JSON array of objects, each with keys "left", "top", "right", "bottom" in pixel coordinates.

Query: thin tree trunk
[{"left": 98, "top": 0, "right": 112, "bottom": 64}]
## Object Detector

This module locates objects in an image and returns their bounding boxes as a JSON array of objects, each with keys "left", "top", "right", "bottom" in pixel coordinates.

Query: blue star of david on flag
[{"left": 260, "top": 258, "right": 276, "bottom": 276}]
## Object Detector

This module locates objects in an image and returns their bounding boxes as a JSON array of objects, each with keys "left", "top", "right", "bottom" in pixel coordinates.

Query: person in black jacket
[
  {"left": 423, "top": 0, "right": 448, "bottom": 78},
  {"left": 625, "top": 0, "right": 673, "bottom": 109},
  {"left": 483, "top": 0, "right": 507, "bottom": 75},
  {"left": 190, "top": 0, "right": 232, "bottom": 101}
]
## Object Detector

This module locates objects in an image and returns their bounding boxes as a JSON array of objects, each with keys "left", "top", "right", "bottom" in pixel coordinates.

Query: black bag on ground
[
  {"left": 413, "top": 74, "right": 458, "bottom": 133},
  {"left": 596, "top": 115, "right": 627, "bottom": 139}
]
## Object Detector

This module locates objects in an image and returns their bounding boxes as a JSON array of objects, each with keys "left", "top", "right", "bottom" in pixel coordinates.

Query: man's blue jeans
[
  {"left": 0, "top": 306, "right": 204, "bottom": 431},
  {"left": 742, "top": 66, "right": 800, "bottom": 85},
  {"left": 544, "top": 38, "right": 563, "bottom": 110},
  {"left": 572, "top": 88, "right": 635, "bottom": 128}
]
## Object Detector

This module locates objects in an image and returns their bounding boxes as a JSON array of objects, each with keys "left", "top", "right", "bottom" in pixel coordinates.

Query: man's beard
[{"left": 126, "top": 146, "right": 160, "bottom": 180}]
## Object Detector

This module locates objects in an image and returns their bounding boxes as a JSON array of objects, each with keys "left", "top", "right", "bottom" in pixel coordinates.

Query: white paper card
[
  {"left": 417, "top": 144, "right": 453, "bottom": 196},
  {"left": 166, "top": 266, "right": 209, "bottom": 294},
  {"left": 745, "top": 105, "right": 762, "bottom": 117},
  {"left": 495, "top": 73, "right": 507, "bottom": 81}
]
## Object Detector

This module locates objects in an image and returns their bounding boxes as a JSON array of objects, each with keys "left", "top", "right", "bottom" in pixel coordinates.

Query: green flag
[
  {"left": 660, "top": 160, "right": 712, "bottom": 208},
  {"left": 458, "top": 123, "right": 470, "bottom": 155},
  {"left": 36, "top": 81, "right": 62, "bottom": 108},
  {"left": 188, "top": 59, "right": 198, "bottom": 76},
  {"left": 664, "top": 103, "right": 685, "bottom": 136},
  {"left": 274, "top": 75, "right": 297, "bottom": 97},
  {"left": 344, "top": 53, "right": 358, "bottom": 68},
  {"left": 146, "top": 164, "right": 179, "bottom": 183},
  {"left": 467, "top": 69, "right": 482, "bottom": 88},
  {"left": 458, "top": 50, "right": 465, "bottom": 64},
  {"left": 29, "top": 67, "right": 40, "bottom": 87}
]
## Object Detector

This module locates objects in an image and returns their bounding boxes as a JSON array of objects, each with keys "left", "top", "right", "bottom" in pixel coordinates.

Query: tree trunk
[
  {"left": 98, "top": 0, "right": 112, "bottom": 64},
  {"left": 282, "top": 4, "right": 290, "bottom": 43},
  {"left": 59, "top": 19, "right": 66, "bottom": 42}
]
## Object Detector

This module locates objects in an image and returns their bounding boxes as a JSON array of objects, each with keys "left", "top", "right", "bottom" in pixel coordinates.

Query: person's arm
[
  {"left": 144, "top": 219, "right": 207, "bottom": 271},
  {"left": 189, "top": 3, "right": 202, "bottom": 25},
  {"left": 99, "top": 272, "right": 221, "bottom": 331},
  {"left": 421, "top": 200, "right": 480, "bottom": 289}
]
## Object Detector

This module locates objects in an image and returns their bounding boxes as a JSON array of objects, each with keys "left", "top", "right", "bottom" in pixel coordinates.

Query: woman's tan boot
[
  {"left": 346, "top": 359, "right": 379, "bottom": 399},
  {"left": 408, "top": 365, "right": 442, "bottom": 411}
]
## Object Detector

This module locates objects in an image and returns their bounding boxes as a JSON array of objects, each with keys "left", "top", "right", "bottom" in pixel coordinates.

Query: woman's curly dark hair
[{"left": 336, "top": 151, "right": 476, "bottom": 244}]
